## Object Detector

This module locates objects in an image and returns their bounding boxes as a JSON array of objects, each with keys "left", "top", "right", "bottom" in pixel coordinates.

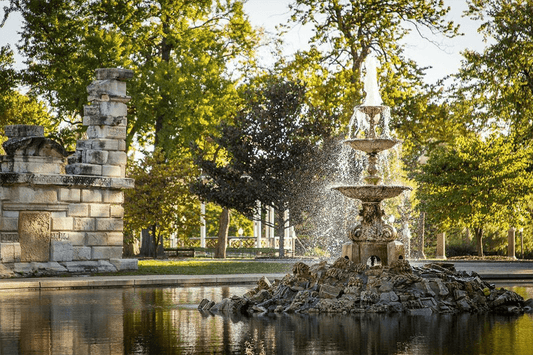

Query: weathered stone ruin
[
  {"left": 0, "top": 68, "right": 138, "bottom": 276},
  {"left": 199, "top": 258, "right": 533, "bottom": 316}
]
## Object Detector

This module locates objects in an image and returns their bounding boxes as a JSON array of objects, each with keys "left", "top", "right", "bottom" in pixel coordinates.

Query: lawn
[{"left": 103, "top": 259, "right": 294, "bottom": 276}]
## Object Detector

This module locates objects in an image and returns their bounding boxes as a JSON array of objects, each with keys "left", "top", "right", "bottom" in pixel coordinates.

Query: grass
[{"left": 99, "top": 259, "right": 293, "bottom": 276}]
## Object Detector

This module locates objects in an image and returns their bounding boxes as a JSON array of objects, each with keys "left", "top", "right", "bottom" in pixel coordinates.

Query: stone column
[
  {"left": 415, "top": 212, "right": 426, "bottom": 259},
  {"left": 398, "top": 222, "right": 411, "bottom": 259},
  {"left": 436, "top": 232, "right": 446, "bottom": 259},
  {"left": 64, "top": 68, "right": 134, "bottom": 264},
  {"left": 66, "top": 68, "right": 132, "bottom": 177},
  {"left": 290, "top": 226, "right": 296, "bottom": 254},
  {"left": 520, "top": 228, "right": 524, "bottom": 259},
  {"left": 508, "top": 228, "right": 516, "bottom": 259}
]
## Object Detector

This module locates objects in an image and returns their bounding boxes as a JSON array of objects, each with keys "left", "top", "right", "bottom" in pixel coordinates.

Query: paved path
[
  {"left": 0, "top": 273, "right": 285, "bottom": 292},
  {"left": 0, "top": 260, "right": 532, "bottom": 291}
]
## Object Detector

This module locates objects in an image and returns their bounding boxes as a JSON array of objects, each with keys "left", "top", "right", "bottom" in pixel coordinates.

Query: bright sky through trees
[
  {"left": 241, "top": 0, "right": 485, "bottom": 85},
  {"left": 1, "top": 0, "right": 485, "bottom": 85}
]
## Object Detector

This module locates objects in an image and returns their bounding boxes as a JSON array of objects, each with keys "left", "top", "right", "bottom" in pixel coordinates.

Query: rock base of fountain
[{"left": 199, "top": 258, "right": 533, "bottom": 316}]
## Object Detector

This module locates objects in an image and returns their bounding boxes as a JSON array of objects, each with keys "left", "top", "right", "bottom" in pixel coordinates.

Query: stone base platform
[
  {"left": 342, "top": 240, "right": 406, "bottom": 266},
  {"left": 0, "top": 258, "right": 138, "bottom": 278}
]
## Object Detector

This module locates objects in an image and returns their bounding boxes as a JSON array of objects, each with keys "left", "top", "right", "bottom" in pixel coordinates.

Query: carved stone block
[
  {"left": 4, "top": 125, "right": 44, "bottom": 138},
  {"left": 19, "top": 211, "right": 50, "bottom": 262}
]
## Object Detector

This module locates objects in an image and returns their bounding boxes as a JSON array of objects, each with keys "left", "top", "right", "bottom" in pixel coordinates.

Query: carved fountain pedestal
[{"left": 333, "top": 105, "right": 411, "bottom": 266}]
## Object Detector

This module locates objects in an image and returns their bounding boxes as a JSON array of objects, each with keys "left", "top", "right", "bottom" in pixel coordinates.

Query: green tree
[
  {"left": 2, "top": 0, "right": 259, "bottom": 155},
  {"left": 203, "top": 203, "right": 253, "bottom": 239},
  {"left": 456, "top": 0, "right": 533, "bottom": 141},
  {"left": 415, "top": 134, "right": 533, "bottom": 256},
  {"left": 124, "top": 149, "right": 200, "bottom": 258},
  {"left": 192, "top": 78, "right": 331, "bottom": 257},
  {"left": 0, "top": 45, "right": 55, "bottom": 148},
  {"left": 2, "top": 0, "right": 261, "bottom": 253},
  {"left": 278, "top": 0, "right": 459, "bottom": 128}
]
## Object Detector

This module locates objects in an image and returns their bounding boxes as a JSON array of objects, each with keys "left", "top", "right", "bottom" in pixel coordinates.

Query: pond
[{"left": 0, "top": 283, "right": 532, "bottom": 354}]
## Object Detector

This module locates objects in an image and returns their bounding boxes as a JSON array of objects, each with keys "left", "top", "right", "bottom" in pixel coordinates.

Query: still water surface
[{"left": 0, "top": 283, "right": 532, "bottom": 354}]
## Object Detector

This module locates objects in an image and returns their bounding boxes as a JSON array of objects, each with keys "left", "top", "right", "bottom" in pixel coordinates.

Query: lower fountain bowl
[{"left": 332, "top": 185, "right": 412, "bottom": 202}]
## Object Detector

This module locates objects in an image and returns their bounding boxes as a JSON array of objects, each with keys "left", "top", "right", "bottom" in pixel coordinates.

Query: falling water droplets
[{"left": 348, "top": 109, "right": 369, "bottom": 139}]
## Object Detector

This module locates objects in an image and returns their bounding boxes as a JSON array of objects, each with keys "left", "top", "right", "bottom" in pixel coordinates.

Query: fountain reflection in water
[{"left": 0, "top": 285, "right": 532, "bottom": 354}]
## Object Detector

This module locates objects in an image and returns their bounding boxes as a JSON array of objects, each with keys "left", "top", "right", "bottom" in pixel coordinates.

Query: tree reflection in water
[{"left": 0, "top": 285, "right": 531, "bottom": 354}]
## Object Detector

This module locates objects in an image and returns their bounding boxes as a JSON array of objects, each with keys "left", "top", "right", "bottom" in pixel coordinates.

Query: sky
[
  {"left": 0, "top": 0, "right": 487, "bottom": 85},
  {"left": 242, "top": 0, "right": 487, "bottom": 85}
]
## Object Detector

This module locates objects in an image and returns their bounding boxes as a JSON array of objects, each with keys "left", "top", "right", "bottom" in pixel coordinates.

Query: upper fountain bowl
[
  {"left": 344, "top": 138, "right": 401, "bottom": 154},
  {"left": 332, "top": 185, "right": 412, "bottom": 203}
]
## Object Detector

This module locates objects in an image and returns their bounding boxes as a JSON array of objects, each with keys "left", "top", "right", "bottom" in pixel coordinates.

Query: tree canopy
[
  {"left": 278, "top": 0, "right": 459, "bottom": 129},
  {"left": 124, "top": 149, "right": 200, "bottom": 256},
  {"left": 409, "top": 0, "right": 533, "bottom": 256},
  {"left": 0, "top": 45, "right": 55, "bottom": 148},
  {"left": 454, "top": 0, "right": 533, "bottom": 140},
  {"left": 2, "top": 0, "right": 260, "bottom": 154},
  {"left": 415, "top": 134, "right": 533, "bottom": 256},
  {"left": 192, "top": 78, "right": 332, "bottom": 256}
]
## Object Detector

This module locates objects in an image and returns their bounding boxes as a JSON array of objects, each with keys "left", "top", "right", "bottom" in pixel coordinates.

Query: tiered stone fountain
[
  {"left": 333, "top": 55, "right": 410, "bottom": 266},
  {"left": 333, "top": 107, "right": 410, "bottom": 266},
  {"left": 199, "top": 55, "right": 533, "bottom": 316}
]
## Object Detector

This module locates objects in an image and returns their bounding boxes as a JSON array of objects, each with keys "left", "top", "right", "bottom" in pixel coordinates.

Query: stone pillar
[
  {"left": 508, "top": 228, "right": 516, "bottom": 259},
  {"left": 200, "top": 201, "right": 206, "bottom": 248},
  {"left": 520, "top": 228, "right": 524, "bottom": 259},
  {"left": 66, "top": 68, "right": 132, "bottom": 177},
  {"left": 399, "top": 222, "right": 411, "bottom": 259},
  {"left": 290, "top": 226, "right": 296, "bottom": 254},
  {"left": 0, "top": 68, "right": 137, "bottom": 274},
  {"left": 436, "top": 232, "right": 446, "bottom": 260}
]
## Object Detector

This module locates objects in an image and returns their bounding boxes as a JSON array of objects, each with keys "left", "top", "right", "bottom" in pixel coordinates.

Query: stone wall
[{"left": 0, "top": 68, "right": 137, "bottom": 275}]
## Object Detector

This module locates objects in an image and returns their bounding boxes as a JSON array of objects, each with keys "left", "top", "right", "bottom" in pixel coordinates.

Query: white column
[
  {"left": 200, "top": 201, "right": 206, "bottom": 248},
  {"left": 508, "top": 228, "right": 516, "bottom": 259},
  {"left": 290, "top": 226, "right": 296, "bottom": 255},
  {"left": 267, "top": 206, "right": 275, "bottom": 247},
  {"left": 284, "top": 209, "right": 290, "bottom": 252},
  {"left": 254, "top": 201, "right": 262, "bottom": 248}
]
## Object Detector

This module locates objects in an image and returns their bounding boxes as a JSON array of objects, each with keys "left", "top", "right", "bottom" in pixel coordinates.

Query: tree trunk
[
  {"left": 474, "top": 227, "right": 484, "bottom": 257},
  {"left": 151, "top": 224, "right": 158, "bottom": 259},
  {"left": 277, "top": 210, "right": 285, "bottom": 258},
  {"left": 464, "top": 227, "right": 471, "bottom": 243},
  {"left": 154, "top": 21, "right": 172, "bottom": 149},
  {"left": 140, "top": 228, "right": 155, "bottom": 257},
  {"left": 215, "top": 208, "right": 231, "bottom": 258},
  {"left": 123, "top": 240, "right": 134, "bottom": 257}
]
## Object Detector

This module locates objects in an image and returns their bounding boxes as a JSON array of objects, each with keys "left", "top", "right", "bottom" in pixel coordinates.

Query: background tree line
[{"left": 1, "top": 0, "right": 532, "bottom": 258}]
